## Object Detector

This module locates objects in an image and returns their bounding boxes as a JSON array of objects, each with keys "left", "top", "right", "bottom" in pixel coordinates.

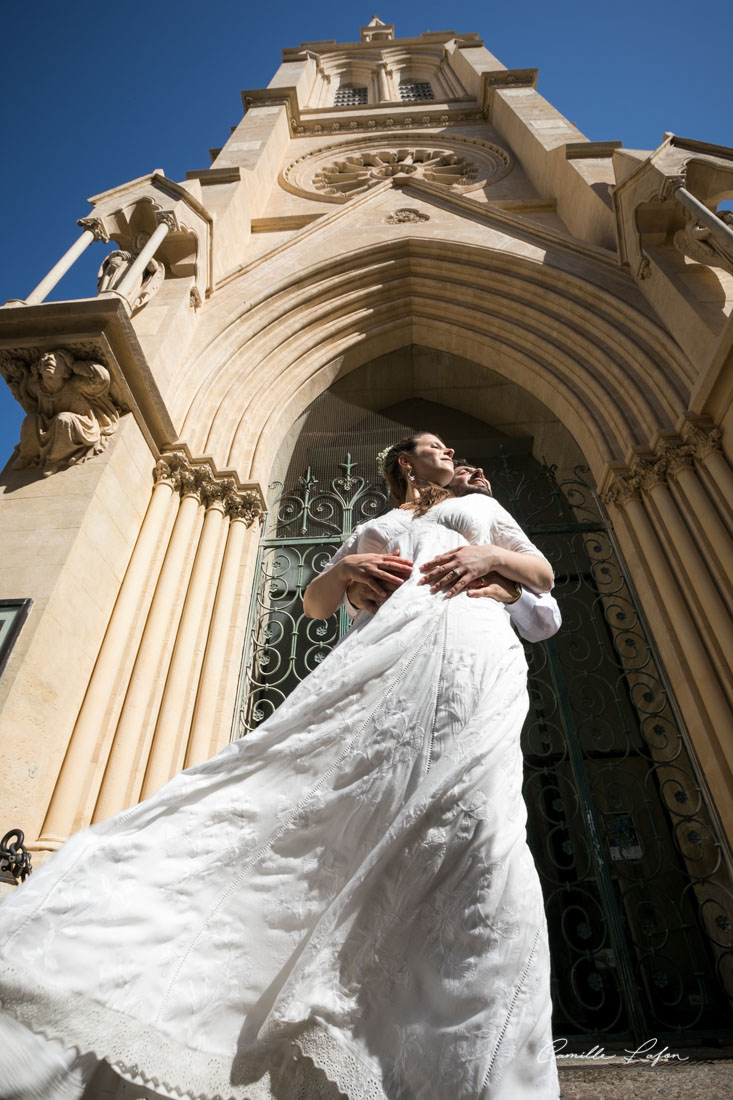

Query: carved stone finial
[{"left": 1, "top": 349, "right": 124, "bottom": 477}]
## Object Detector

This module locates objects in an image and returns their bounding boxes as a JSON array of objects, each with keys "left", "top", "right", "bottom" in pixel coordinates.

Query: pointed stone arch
[{"left": 171, "top": 236, "right": 694, "bottom": 491}]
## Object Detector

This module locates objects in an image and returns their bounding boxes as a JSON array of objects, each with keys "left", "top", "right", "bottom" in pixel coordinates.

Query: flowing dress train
[{"left": 0, "top": 493, "right": 560, "bottom": 1099}]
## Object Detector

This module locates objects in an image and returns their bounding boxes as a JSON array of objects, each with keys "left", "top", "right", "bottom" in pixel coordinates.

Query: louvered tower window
[
  {"left": 334, "top": 85, "right": 368, "bottom": 106},
  {"left": 399, "top": 82, "right": 434, "bottom": 101}
]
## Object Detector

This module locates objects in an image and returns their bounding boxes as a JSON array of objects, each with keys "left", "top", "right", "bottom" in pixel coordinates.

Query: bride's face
[{"left": 405, "top": 434, "right": 455, "bottom": 485}]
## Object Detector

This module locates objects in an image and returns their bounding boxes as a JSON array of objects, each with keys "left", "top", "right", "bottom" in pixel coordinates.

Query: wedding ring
[{"left": 449, "top": 568, "right": 460, "bottom": 579}]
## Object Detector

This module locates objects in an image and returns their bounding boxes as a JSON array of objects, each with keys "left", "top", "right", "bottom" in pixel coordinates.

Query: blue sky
[{"left": 1, "top": 0, "right": 731, "bottom": 463}]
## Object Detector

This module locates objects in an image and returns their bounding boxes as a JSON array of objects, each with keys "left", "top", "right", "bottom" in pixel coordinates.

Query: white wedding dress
[{"left": 0, "top": 494, "right": 560, "bottom": 1100}]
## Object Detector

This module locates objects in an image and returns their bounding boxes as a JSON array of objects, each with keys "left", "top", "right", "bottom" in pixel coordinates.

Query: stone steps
[{"left": 558, "top": 1057, "right": 733, "bottom": 1099}]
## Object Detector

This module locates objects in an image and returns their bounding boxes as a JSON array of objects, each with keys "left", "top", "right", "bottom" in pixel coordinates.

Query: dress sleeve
[
  {"left": 509, "top": 591, "right": 562, "bottom": 642},
  {"left": 318, "top": 524, "right": 364, "bottom": 576}
]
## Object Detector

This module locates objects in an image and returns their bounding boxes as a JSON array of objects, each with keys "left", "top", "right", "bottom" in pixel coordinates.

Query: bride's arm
[
  {"left": 303, "top": 551, "right": 413, "bottom": 619},
  {"left": 419, "top": 496, "right": 553, "bottom": 597},
  {"left": 419, "top": 544, "right": 553, "bottom": 596}
]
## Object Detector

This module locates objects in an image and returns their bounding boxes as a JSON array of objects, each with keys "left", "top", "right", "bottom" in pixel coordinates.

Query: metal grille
[
  {"left": 235, "top": 444, "right": 733, "bottom": 1048},
  {"left": 334, "top": 85, "right": 368, "bottom": 106},
  {"left": 399, "top": 82, "right": 435, "bottom": 101}
]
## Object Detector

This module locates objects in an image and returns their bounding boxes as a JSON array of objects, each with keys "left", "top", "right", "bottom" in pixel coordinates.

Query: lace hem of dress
[
  {"left": 0, "top": 962, "right": 385, "bottom": 1100},
  {"left": 295, "top": 1023, "right": 388, "bottom": 1100}
]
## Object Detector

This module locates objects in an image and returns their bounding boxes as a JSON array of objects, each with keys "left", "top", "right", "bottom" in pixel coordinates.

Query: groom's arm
[{"left": 344, "top": 567, "right": 562, "bottom": 641}]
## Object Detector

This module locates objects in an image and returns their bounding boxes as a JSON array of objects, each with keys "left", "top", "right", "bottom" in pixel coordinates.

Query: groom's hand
[
  {"left": 339, "top": 550, "right": 412, "bottom": 607},
  {"left": 466, "top": 571, "right": 521, "bottom": 602}
]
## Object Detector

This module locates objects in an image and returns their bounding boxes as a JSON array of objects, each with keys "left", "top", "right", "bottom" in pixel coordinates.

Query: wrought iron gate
[{"left": 235, "top": 452, "right": 733, "bottom": 1048}]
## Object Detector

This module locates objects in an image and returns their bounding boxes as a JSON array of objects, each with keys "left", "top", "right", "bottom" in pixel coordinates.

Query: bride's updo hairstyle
[{"left": 383, "top": 432, "right": 455, "bottom": 516}]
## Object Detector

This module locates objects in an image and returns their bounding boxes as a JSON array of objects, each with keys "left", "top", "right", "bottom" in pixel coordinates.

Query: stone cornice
[{"left": 480, "top": 69, "right": 538, "bottom": 120}]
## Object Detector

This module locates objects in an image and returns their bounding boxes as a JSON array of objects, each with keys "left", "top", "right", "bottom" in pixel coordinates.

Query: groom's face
[{"left": 450, "top": 462, "right": 492, "bottom": 496}]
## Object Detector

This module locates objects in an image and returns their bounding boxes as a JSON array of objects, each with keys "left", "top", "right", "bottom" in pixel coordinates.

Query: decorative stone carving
[
  {"left": 97, "top": 232, "right": 165, "bottom": 311},
  {"left": 154, "top": 451, "right": 264, "bottom": 526},
  {"left": 156, "top": 211, "right": 179, "bottom": 232},
  {"left": 602, "top": 425, "right": 724, "bottom": 505},
  {"left": 385, "top": 208, "right": 430, "bottom": 224},
  {"left": 190, "top": 286, "right": 202, "bottom": 310},
  {"left": 76, "top": 217, "right": 110, "bottom": 243},
  {"left": 313, "top": 148, "right": 480, "bottom": 197},
  {"left": 600, "top": 472, "right": 642, "bottom": 507},
  {"left": 225, "top": 489, "right": 263, "bottom": 524},
  {"left": 282, "top": 134, "right": 511, "bottom": 201},
  {"left": 658, "top": 172, "right": 687, "bottom": 203},
  {"left": 1, "top": 349, "right": 124, "bottom": 477},
  {"left": 681, "top": 421, "right": 722, "bottom": 459},
  {"left": 673, "top": 210, "right": 733, "bottom": 276}
]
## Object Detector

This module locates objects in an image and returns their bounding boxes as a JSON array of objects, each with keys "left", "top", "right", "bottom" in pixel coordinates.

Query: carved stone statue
[
  {"left": 2, "top": 350, "right": 124, "bottom": 477},
  {"left": 96, "top": 231, "right": 165, "bottom": 311},
  {"left": 673, "top": 210, "right": 733, "bottom": 276}
]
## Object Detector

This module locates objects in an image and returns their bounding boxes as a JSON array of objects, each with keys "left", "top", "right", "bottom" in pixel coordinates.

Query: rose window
[{"left": 312, "top": 148, "right": 480, "bottom": 197}]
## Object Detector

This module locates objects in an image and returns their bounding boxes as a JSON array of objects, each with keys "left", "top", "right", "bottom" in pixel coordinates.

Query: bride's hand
[
  {"left": 338, "top": 551, "right": 413, "bottom": 600},
  {"left": 418, "top": 545, "right": 503, "bottom": 597}
]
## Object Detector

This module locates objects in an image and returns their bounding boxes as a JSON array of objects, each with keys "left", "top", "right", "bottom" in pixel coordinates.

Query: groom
[{"left": 344, "top": 459, "right": 561, "bottom": 643}]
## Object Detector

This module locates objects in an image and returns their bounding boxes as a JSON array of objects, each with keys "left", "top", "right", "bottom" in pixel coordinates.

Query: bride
[{"left": 0, "top": 432, "right": 560, "bottom": 1100}]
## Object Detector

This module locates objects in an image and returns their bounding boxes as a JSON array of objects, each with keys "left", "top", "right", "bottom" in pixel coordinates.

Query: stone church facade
[{"left": 1, "top": 17, "right": 732, "bottom": 1043}]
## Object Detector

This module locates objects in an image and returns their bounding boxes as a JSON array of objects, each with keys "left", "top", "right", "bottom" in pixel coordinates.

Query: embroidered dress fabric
[{"left": 0, "top": 495, "right": 560, "bottom": 1100}]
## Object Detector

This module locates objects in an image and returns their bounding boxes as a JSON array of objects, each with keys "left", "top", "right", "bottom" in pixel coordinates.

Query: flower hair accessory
[{"left": 375, "top": 446, "right": 392, "bottom": 478}]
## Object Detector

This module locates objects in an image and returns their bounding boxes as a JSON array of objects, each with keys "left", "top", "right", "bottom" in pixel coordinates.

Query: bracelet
[{"left": 506, "top": 582, "right": 522, "bottom": 604}]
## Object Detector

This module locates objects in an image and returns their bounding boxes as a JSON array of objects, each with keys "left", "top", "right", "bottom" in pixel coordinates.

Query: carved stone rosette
[{"left": 154, "top": 451, "right": 263, "bottom": 526}]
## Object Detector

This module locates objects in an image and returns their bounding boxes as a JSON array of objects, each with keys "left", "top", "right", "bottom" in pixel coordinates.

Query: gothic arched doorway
[{"left": 234, "top": 348, "right": 733, "bottom": 1049}]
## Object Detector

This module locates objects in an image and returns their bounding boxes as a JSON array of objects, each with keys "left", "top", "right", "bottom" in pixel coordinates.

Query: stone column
[
  {"left": 641, "top": 464, "right": 733, "bottom": 682},
  {"left": 184, "top": 493, "right": 260, "bottom": 768},
  {"left": 110, "top": 214, "right": 173, "bottom": 304},
  {"left": 139, "top": 480, "right": 228, "bottom": 798},
  {"left": 665, "top": 450, "right": 733, "bottom": 602},
  {"left": 38, "top": 469, "right": 176, "bottom": 847},
  {"left": 22, "top": 219, "right": 109, "bottom": 306},
  {"left": 92, "top": 457, "right": 202, "bottom": 822},
  {"left": 681, "top": 423, "right": 733, "bottom": 522},
  {"left": 603, "top": 474, "right": 733, "bottom": 764},
  {"left": 377, "top": 60, "right": 394, "bottom": 102}
]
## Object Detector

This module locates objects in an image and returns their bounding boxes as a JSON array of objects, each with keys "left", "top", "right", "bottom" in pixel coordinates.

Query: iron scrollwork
[{"left": 0, "top": 829, "right": 32, "bottom": 884}]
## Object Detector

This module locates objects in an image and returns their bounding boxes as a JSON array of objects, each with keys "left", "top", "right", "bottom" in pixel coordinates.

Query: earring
[{"left": 407, "top": 469, "right": 416, "bottom": 483}]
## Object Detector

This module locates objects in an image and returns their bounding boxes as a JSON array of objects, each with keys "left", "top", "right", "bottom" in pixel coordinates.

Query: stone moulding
[{"left": 280, "top": 132, "right": 512, "bottom": 203}]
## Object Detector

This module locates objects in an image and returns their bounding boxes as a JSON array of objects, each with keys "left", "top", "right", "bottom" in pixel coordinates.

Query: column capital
[
  {"left": 154, "top": 450, "right": 265, "bottom": 525},
  {"left": 681, "top": 421, "right": 723, "bottom": 460},
  {"left": 77, "top": 217, "right": 110, "bottom": 243},
  {"left": 225, "top": 489, "right": 264, "bottom": 526},
  {"left": 600, "top": 470, "right": 642, "bottom": 507},
  {"left": 156, "top": 211, "right": 179, "bottom": 232}
]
